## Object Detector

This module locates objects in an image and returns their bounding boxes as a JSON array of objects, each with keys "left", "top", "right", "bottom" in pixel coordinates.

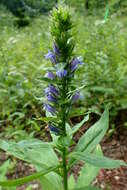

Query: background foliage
[{"left": 0, "top": 0, "right": 127, "bottom": 135}]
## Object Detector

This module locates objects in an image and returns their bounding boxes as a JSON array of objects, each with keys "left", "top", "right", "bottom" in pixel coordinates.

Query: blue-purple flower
[
  {"left": 44, "top": 103, "right": 56, "bottom": 115},
  {"left": 45, "top": 84, "right": 59, "bottom": 96},
  {"left": 46, "top": 94, "right": 57, "bottom": 103},
  {"left": 45, "top": 50, "right": 56, "bottom": 64},
  {"left": 48, "top": 125, "right": 60, "bottom": 133},
  {"left": 70, "top": 57, "right": 83, "bottom": 72},
  {"left": 56, "top": 69, "right": 67, "bottom": 78},
  {"left": 72, "top": 92, "right": 80, "bottom": 103},
  {"left": 45, "top": 72, "right": 55, "bottom": 80}
]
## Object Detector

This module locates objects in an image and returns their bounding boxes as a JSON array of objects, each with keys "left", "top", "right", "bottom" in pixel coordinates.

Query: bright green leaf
[
  {"left": 0, "top": 160, "right": 10, "bottom": 181},
  {"left": 68, "top": 175, "right": 76, "bottom": 189}
]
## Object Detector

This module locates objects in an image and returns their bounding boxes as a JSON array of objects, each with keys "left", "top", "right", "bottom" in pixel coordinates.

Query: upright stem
[
  {"left": 63, "top": 147, "right": 68, "bottom": 190},
  {"left": 62, "top": 79, "right": 68, "bottom": 190}
]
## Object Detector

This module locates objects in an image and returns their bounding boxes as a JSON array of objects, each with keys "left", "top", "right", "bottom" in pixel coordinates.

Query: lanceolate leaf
[
  {"left": 0, "top": 160, "right": 11, "bottom": 181},
  {"left": 75, "top": 145, "right": 102, "bottom": 188},
  {"left": 70, "top": 152, "right": 127, "bottom": 169},
  {"left": 71, "top": 114, "right": 89, "bottom": 135},
  {"left": 0, "top": 166, "right": 58, "bottom": 187},
  {"left": 69, "top": 109, "right": 109, "bottom": 167},
  {"left": 66, "top": 115, "right": 89, "bottom": 139},
  {"left": 35, "top": 116, "right": 58, "bottom": 122},
  {"left": 0, "top": 139, "right": 58, "bottom": 168},
  {"left": 0, "top": 139, "right": 63, "bottom": 190},
  {"left": 75, "top": 108, "right": 109, "bottom": 153},
  {"left": 75, "top": 163, "right": 100, "bottom": 188}
]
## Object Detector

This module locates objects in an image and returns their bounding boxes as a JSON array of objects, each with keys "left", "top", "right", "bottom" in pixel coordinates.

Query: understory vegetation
[
  {"left": 0, "top": 1, "right": 127, "bottom": 135},
  {"left": 0, "top": 2, "right": 127, "bottom": 190}
]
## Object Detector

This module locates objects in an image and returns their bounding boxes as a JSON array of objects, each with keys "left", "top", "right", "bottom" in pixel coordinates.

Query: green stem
[
  {"left": 62, "top": 78, "right": 68, "bottom": 190},
  {"left": 63, "top": 147, "right": 68, "bottom": 190}
]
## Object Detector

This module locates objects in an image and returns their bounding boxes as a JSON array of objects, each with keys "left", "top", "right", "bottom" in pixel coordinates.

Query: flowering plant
[{"left": 0, "top": 4, "right": 126, "bottom": 190}]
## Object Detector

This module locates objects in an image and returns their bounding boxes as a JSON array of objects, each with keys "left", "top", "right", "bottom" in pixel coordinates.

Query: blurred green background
[{"left": 0, "top": 0, "right": 127, "bottom": 137}]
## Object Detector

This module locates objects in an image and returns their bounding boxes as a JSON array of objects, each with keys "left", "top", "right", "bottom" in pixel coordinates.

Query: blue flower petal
[
  {"left": 45, "top": 72, "right": 55, "bottom": 80},
  {"left": 44, "top": 103, "right": 56, "bottom": 115},
  {"left": 45, "top": 50, "right": 56, "bottom": 64},
  {"left": 56, "top": 70, "right": 67, "bottom": 78}
]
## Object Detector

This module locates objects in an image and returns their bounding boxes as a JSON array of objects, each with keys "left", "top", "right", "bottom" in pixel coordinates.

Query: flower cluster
[
  {"left": 43, "top": 6, "right": 84, "bottom": 135},
  {"left": 43, "top": 43, "right": 83, "bottom": 134}
]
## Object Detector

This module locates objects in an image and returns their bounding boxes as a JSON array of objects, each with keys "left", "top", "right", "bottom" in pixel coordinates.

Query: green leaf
[
  {"left": 75, "top": 108, "right": 109, "bottom": 153},
  {"left": 68, "top": 175, "right": 76, "bottom": 189},
  {"left": 69, "top": 109, "right": 109, "bottom": 167},
  {"left": 36, "top": 116, "right": 58, "bottom": 122},
  {"left": 69, "top": 107, "right": 87, "bottom": 117},
  {"left": 27, "top": 120, "right": 40, "bottom": 131},
  {"left": 71, "top": 114, "right": 89, "bottom": 135},
  {"left": 69, "top": 186, "right": 101, "bottom": 190},
  {"left": 0, "top": 139, "right": 63, "bottom": 190},
  {"left": 0, "top": 139, "right": 58, "bottom": 168},
  {"left": 66, "top": 123, "right": 73, "bottom": 136},
  {"left": 66, "top": 115, "right": 89, "bottom": 141},
  {"left": 0, "top": 160, "right": 10, "bottom": 181},
  {"left": 37, "top": 77, "right": 55, "bottom": 83},
  {"left": 75, "top": 145, "right": 102, "bottom": 188},
  {"left": 0, "top": 166, "right": 57, "bottom": 187},
  {"left": 91, "top": 86, "right": 114, "bottom": 94},
  {"left": 39, "top": 172, "right": 63, "bottom": 190},
  {"left": 104, "top": 6, "right": 109, "bottom": 22},
  {"left": 70, "top": 152, "right": 127, "bottom": 169},
  {"left": 68, "top": 85, "right": 86, "bottom": 95}
]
